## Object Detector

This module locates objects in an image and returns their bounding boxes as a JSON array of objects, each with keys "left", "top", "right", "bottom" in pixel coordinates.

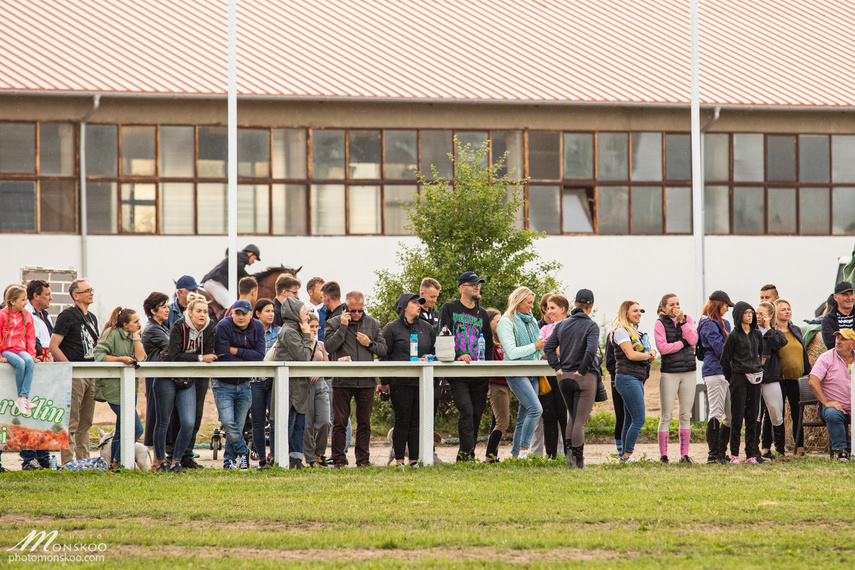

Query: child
[
  {"left": 719, "top": 301, "right": 765, "bottom": 464},
  {"left": 0, "top": 285, "right": 37, "bottom": 416}
]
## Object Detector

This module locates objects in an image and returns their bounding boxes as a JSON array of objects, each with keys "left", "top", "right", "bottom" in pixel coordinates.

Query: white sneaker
[
  {"left": 518, "top": 449, "right": 530, "bottom": 460},
  {"left": 624, "top": 455, "right": 638, "bottom": 463},
  {"left": 14, "top": 397, "right": 31, "bottom": 416},
  {"left": 236, "top": 454, "right": 249, "bottom": 470}
]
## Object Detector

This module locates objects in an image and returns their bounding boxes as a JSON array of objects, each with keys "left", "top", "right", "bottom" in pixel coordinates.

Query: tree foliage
[{"left": 368, "top": 139, "right": 562, "bottom": 326}]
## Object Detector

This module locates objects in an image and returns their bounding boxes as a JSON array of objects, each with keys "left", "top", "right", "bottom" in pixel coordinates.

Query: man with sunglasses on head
[
  {"left": 50, "top": 279, "right": 99, "bottom": 465},
  {"left": 324, "top": 290, "right": 387, "bottom": 468},
  {"left": 439, "top": 271, "right": 494, "bottom": 462}
]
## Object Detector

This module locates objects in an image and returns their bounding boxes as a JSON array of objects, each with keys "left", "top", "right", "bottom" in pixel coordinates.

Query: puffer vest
[
  {"left": 658, "top": 315, "right": 697, "bottom": 373},
  {"left": 610, "top": 331, "right": 651, "bottom": 382}
]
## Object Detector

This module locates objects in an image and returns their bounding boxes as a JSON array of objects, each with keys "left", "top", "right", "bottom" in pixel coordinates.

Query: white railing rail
[{"left": 71, "top": 361, "right": 556, "bottom": 469}]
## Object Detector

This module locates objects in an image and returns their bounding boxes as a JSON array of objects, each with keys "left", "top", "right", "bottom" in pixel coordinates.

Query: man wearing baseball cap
[
  {"left": 213, "top": 299, "right": 266, "bottom": 469},
  {"left": 439, "top": 271, "right": 494, "bottom": 462},
  {"left": 808, "top": 328, "right": 855, "bottom": 461},
  {"left": 168, "top": 275, "right": 199, "bottom": 328},
  {"left": 821, "top": 281, "right": 855, "bottom": 349}
]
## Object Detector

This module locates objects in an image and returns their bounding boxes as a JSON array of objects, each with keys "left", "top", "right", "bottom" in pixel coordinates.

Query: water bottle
[
  {"left": 50, "top": 455, "right": 57, "bottom": 470},
  {"left": 440, "top": 325, "right": 451, "bottom": 336},
  {"left": 410, "top": 333, "right": 419, "bottom": 361},
  {"left": 477, "top": 334, "right": 486, "bottom": 361}
]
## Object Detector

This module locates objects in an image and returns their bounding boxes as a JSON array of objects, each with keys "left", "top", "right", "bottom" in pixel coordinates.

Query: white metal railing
[{"left": 70, "top": 361, "right": 556, "bottom": 469}]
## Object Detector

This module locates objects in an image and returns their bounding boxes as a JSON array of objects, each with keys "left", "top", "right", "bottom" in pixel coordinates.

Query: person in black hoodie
[
  {"left": 155, "top": 294, "right": 217, "bottom": 473},
  {"left": 379, "top": 293, "right": 437, "bottom": 466},
  {"left": 719, "top": 301, "right": 765, "bottom": 464},
  {"left": 756, "top": 301, "right": 787, "bottom": 459}
]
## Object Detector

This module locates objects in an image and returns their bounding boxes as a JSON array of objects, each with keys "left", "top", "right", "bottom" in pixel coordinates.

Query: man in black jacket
[
  {"left": 822, "top": 281, "right": 855, "bottom": 349},
  {"left": 439, "top": 271, "right": 493, "bottom": 462},
  {"left": 418, "top": 277, "right": 441, "bottom": 333},
  {"left": 544, "top": 288, "right": 600, "bottom": 468},
  {"left": 201, "top": 244, "right": 260, "bottom": 309}
]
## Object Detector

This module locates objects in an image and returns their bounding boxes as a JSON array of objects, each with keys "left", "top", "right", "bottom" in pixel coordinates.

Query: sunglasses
[{"left": 347, "top": 308, "right": 365, "bottom": 314}]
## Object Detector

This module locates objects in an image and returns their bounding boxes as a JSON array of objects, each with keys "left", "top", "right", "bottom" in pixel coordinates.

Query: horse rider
[{"left": 201, "top": 244, "right": 261, "bottom": 309}]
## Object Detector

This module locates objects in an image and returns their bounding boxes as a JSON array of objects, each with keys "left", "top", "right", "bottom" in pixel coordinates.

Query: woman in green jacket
[{"left": 94, "top": 307, "right": 146, "bottom": 469}]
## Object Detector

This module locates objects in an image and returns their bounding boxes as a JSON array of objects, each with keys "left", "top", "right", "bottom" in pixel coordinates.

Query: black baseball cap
[
  {"left": 709, "top": 290, "right": 734, "bottom": 307},
  {"left": 458, "top": 271, "right": 485, "bottom": 286},
  {"left": 834, "top": 281, "right": 854, "bottom": 294},
  {"left": 575, "top": 288, "right": 594, "bottom": 304}
]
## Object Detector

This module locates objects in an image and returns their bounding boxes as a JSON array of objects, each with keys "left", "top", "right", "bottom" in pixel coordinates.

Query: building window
[
  {"left": 665, "top": 187, "right": 692, "bottom": 234},
  {"left": 597, "top": 133, "right": 629, "bottom": 181},
  {"left": 420, "top": 130, "right": 452, "bottom": 179},
  {"left": 630, "top": 133, "right": 662, "bottom": 182},
  {"left": 0, "top": 181, "right": 36, "bottom": 231},
  {"left": 0, "top": 123, "right": 36, "bottom": 174},
  {"left": 348, "top": 130, "right": 381, "bottom": 179},
  {"left": 528, "top": 185, "right": 561, "bottom": 234},
  {"left": 384, "top": 131, "right": 417, "bottom": 179},
  {"left": 312, "top": 130, "right": 345, "bottom": 179},
  {"left": 121, "top": 126, "right": 156, "bottom": 177},
  {"left": 562, "top": 187, "right": 595, "bottom": 233},
  {"left": 597, "top": 186, "right": 629, "bottom": 234},
  {"left": 272, "top": 184, "right": 308, "bottom": 235}
]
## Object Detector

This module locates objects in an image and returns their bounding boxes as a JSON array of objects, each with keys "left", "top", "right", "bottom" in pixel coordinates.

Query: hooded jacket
[
  {"left": 273, "top": 297, "right": 314, "bottom": 414},
  {"left": 544, "top": 307, "right": 600, "bottom": 376},
  {"left": 380, "top": 294, "right": 437, "bottom": 386},
  {"left": 720, "top": 301, "right": 763, "bottom": 379},
  {"left": 760, "top": 326, "right": 786, "bottom": 383},
  {"left": 0, "top": 307, "right": 36, "bottom": 357},
  {"left": 215, "top": 314, "right": 266, "bottom": 384},
  {"left": 697, "top": 316, "right": 732, "bottom": 377},
  {"left": 167, "top": 312, "right": 217, "bottom": 361}
]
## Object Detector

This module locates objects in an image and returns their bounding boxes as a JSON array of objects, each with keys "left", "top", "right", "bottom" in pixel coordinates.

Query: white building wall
[{"left": 2, "top": 235, "right": 851, "bottom": 332}]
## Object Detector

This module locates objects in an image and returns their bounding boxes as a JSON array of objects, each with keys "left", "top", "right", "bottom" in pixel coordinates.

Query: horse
[{"left": 197, "top": 265, "right": 302, "bottom": 321}]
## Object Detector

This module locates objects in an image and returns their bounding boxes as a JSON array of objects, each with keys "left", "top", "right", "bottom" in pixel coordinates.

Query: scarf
[{"left": 513, "top": 311, "right": 544, "bottom": 360}]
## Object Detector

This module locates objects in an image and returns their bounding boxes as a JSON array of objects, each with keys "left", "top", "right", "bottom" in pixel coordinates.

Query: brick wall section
[{"left": 20, "top": 267, "right": 77, "bottom": 317}]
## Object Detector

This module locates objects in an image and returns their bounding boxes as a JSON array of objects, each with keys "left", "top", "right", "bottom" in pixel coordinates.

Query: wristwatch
[{"left": 198, "top": 355, "right": 203, "bottom": 362}]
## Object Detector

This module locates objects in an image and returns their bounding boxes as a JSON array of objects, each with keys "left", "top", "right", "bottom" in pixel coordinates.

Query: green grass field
[{"left": 3, "top": 458, "right": 854, "bottom": 568}]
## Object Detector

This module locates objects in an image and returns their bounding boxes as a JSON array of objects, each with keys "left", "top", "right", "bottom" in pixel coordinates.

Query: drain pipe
[
  {"left": 79, "top": 94, "right": 101, "bottom": 279},
  {"left": 702, "top": 106, "right": 722, "bottom": 133}
]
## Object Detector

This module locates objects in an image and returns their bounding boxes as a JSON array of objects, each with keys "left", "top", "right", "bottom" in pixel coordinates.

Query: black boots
[
  {"left": 773, "top": 424, "right": 786, "bottom": 457},
  {"left": 706, "top": 419, "right": 720, "bottom": 464},
  {"left": 564, "top": 441, "right": 576, "bottom": 468},
  {"left": 571, "top": 445, "right": 585, "bottom": 469},
  {"left": 718, "top": 424, "right": 732, "bottom": 463}
]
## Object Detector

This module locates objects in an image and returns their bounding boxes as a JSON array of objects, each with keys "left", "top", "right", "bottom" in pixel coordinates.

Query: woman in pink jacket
[
  {"left": 0, "top": 284, "right": 38, "bottom": 416},
  {"left": 653, "top": 293, "right": 698, "bottom": 463}
]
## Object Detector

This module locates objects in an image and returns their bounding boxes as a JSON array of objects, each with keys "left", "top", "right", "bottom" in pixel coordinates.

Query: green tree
[{"left": 369, "top": 139, "right": 562, "bottom": 326}]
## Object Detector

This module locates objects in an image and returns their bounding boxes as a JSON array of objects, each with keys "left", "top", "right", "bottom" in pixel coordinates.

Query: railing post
[
  {"left": 419, "top": 364, "right": 435, "bottom": 466},
  {"left": 120, "top": 366, "right": 135, "bottom": 469},
  {"left": 274, "top": 365, "right": 290, "bottom": 468}
]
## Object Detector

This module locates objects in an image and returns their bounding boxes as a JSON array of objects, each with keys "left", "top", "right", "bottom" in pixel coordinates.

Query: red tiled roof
[{"left": 1, "top": 0, "right": 853, "bottom": 108}]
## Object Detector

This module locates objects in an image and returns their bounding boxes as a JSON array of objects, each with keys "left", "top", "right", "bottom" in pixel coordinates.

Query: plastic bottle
[
  {"left": 477, "top": 334, "right": 486, "bottom": 361},
  {"left": 410, "top": 333, "right": 419, "bottom": 361},
  {"left": 50, "top": 455, "right": 57, "bottom": 470},
  {"left": 440, "top": 325, "right": 451, "bottom": 336},
  {"left": 631, "top": 335, "right": 644, "bottom": 352}
]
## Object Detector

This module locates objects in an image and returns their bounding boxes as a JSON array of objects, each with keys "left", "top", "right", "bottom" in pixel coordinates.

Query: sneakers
[
  {"left": 223, "top": 460, "right": 239, "bottom": 470},
  {"left": 660, "top": 455, "right": 669, "bottom": 463},
  {"left": 170, "top": 463, "right": 186, "bottom": 474},
  {"left": 730, "top": 456, "right": 741, "bottom": 464},
  {"left": 236, "top": 454, "right": 249, "bottom": 470},
  {"left": 679, "top": 455, "right": 693, "bottom": 464},
  {"left": 156, "top": 461, "right": 172, "bottom": 473},
  {"left": 315, "top": 455, "right": 331, "bottom": 468},
  {"left": 761, "top": 451, "right": 774, "bottom": 461},
  {"left": 180, "top": 457, "right": 204, "bottom": 470},
  {"left": 624, "top": 455, "right": 638, "bottom": 463},
  {"left": 744, "top": 457, "right": 758, "bottom": 465},
  {"left": 14, "top": 397, "right": 31, "bottom": 416},
  {"left": 22, "top": 459, "right": 43, "bottom": 471},
  {"left": 754, "top": 455, "right": 768, "bottom": 464},
  {"left": 518, "top": 449, "right": 530, "bottom": 460},
  {"left": 835, "top": 450, "right": 850, "bottom": 463}
]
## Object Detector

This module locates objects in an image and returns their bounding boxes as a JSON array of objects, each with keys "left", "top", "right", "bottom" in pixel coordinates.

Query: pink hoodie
[
  {"left": 653, "top": 313, "right": 698, "bottom": 355},
  {"left": 0, "top": 307, "right": 37, "bottom": 357}
]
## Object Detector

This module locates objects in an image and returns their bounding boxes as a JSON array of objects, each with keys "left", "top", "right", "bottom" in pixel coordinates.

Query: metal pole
[
  {"left": 227, "top": 0, "right": 238, "bottom": 300},
  {"left": 419, "top": 364, "right": 435, "bottom": 466},
  {"left": 120, "top": 366, "right": 135, "bottom": 469},
  {"left": 273, "top": 365, "right": 290, "bottom": 467},
  {"left": 690, "top": 0, "right": 703, "bottom": 316}
]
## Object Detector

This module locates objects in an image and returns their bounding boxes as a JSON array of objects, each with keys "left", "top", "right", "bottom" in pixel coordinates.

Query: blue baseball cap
[
  {"left": 176, "top": 275, "right": 199, "bottom": 290},
  {"left": 458, "top": 271, "right": 485, "bottom": 286},
  {"left": 232, "top": 299, "right": 253, "bottom": 314}
]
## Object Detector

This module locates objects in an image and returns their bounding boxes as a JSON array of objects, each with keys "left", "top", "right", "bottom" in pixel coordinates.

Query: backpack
[{"left": 695, "top": 318, "right": 721, "bottom": 362}]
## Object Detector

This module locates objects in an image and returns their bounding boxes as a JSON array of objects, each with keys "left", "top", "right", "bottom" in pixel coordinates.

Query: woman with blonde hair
[
  {"left": 652, "top": 293, "right": 698, "bottom": 463},
  {"left": 496, "top": 286, "right": 545, "bottom": 459},
  {"left": 756, "top": 301, "right": 787, "bottom": 459},
  {"left": 771, "top": 299, "right": 811, "bottom": 456},
  {"left": 610, "top": 300, "right": 656, "bottom": 463}
]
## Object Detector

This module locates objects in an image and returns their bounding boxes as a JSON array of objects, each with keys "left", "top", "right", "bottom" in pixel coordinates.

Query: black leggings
[
  {"left": 538, "top": 376, "right": 567, "bottom": 457},
  {"left": 390, "top": 384, "right": 419, "bottom": 462},
  {"left": 781, "top": 378, "right": 805, "bottom": 449},
  {"left": 610, "top": 375, "right": 625, "bottom": 442}
]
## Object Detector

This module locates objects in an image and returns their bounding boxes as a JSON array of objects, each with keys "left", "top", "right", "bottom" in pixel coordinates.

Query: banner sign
[{"left": 0, "top": 363, "right": 72, "bottom": 450}]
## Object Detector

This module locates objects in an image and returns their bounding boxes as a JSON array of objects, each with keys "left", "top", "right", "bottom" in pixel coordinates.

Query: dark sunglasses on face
[{"left": 347, "top": 308, "right": 364, "bottom": 314}]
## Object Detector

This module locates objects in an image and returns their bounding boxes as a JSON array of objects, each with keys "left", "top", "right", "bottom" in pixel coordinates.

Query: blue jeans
[
  {"left": 211, "top": 380, "right": 251, "bottom": 463},
  {"left": 819, "top": 404, "right": 851, "bottom": 454},
  {"left": 288, "top": 407, "right": 305, "bottom": 460},
  {"left": 250, "top": 379, "right": 274, "bottom": 462},
  {"left": 615, "top": 374, "right": 645, "bottom": 456},
  {"left": 507, "top": 376, "right": 543, "bottom": 456},
  {"left": 327, "top": 378, "right": 351, "bottom": 451},
  {"left": 153, "top": 378, "right": 196, "bottom": 462},
  {"left": 20, "top": 449, "right": 49, "bottom": 465},
  {"left": 2, "top": 350, "right": 34, "bottom": 399},
  {"left": 107, "top": 403, "right": 144, "bottom": 465}
]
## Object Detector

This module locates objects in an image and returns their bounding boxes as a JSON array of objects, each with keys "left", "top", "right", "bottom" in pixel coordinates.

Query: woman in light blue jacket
[{"left": 496, "top": 287, "right": 545, "bottom": 459}]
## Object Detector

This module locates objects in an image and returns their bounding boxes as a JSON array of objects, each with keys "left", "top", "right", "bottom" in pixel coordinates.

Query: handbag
[
  {"left": 437, "top": 378, "right": 453, "bottom": 401},
  {"left": 538, "top": 376, "right": 552, "bottom": 395},
  {"left": 173, "top": 378, "right": 194, "bottom": 389},
  {"left": 435, "top": 335, "right": 455, "bottom": 362},
  {"left": 595, "top": 376, "right": 608, "bottom": 402}
]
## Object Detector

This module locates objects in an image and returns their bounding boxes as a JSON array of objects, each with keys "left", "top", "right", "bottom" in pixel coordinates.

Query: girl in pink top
[
  {"left": 0, "top": 284, "right": 38, "bottom": 416},
  {"left": 652, "top": 293, "right": 699, "bottom": 463}
]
